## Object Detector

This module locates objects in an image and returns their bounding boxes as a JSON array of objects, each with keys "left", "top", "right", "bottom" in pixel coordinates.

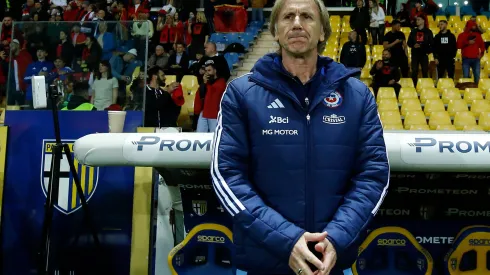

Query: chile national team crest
[
  {"left": 323, "top": 91, "right": 343, "bottom": 108},
  {"left": 41, "top": 139, "right": 99, "bottom": 215}
]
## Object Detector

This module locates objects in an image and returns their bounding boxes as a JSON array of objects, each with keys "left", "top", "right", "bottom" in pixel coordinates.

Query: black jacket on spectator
[
  {"left": 370, "top": 60, "right": 401, "bottom": 87},
  {"left": 349, "top": 7, "right": 370, "bottom": 30},
  {"left": 408, "top": 27, "right": 434, "bottom": 55},
  {"left": 166, "top": 52, "right": 190, "bottom": 82},
  {"left": 59, "top": 41, "right": 75, "bottom": 66},
  {"left": 199, "top": 55, "right": 231, "bottom": 80},
  {"left": 340, "top": 41, "right": 366, "bottom": 68},
  {"left": 433, "top": 30, "right": 457, "bottom": 60},
  {"left": 144, "top": 85, "right": 181, "bottom": 127}
]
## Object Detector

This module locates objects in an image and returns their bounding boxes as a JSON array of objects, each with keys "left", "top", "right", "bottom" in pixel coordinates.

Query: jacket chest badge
[{"left": 323, "top": 91, "right": 343, "bottom": 108}]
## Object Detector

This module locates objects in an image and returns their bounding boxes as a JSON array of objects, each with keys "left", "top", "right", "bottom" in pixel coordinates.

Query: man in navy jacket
[{"left": 210, "top": 0, "right": 390, "bottom": 274}]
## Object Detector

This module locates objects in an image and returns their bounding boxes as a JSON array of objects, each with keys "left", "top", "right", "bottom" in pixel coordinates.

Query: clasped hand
[{"left": 289, "top": 232, "right": 337, "bottom": 275}]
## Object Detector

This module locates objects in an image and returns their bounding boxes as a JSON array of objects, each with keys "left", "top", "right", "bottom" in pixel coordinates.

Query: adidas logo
[{"left": 267, "top": 98, "right": 285, "bottom": 109}]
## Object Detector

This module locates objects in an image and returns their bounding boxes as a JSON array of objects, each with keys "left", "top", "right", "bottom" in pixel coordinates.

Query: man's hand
[
  {"left": 388, "top": 79, "right": 395, "bottom": 85},
  {"left": 469, "top": 39, "right": 476, "bottom": 45},
  {"left": 203, "top": 74, "right": 209, "bottom": 84},
  {"left": 0, "top": 51, "right": 6, "bottom": 60},
  {"left": 414, "top": 43, "right": 420, "bottom": 48},
  {"left": 395, "top": 39, "right": 402, "bottom": 44},
  {"left": 313, "top": 238, "right": 337, "bottom": 275},
  {"left": 167, "top": 82, "right": 179, "bottom": 92},
  {"left": 289, "top": 232, "right": 327, "bottom": 275},
  {"left": 434, "top": 59, "right": 439, "bottom": 65}
]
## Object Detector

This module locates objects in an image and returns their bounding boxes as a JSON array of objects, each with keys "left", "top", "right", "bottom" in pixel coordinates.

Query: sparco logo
[
  {"left": 408, "top": 138, "right": 490, "bottom": 153},
  {"left": 269, "top": 116, "right": 289, "bottom": 124},
  {"left": 178, "top": 184, "right": 213, "bottom": 190},
  {"left": 377, "top": 239, "right": 406, "bottom": 246},
  {"left": 394, "top": 187, "right": 478, "bottom": 195},
  {"left": 445, "top": 208, "right": 490, "bottom": 217},
  {"left": 262, "top": 129, "right": 298, "bottom": 136},
  {"left": 469, "top": 239, "right": 490, "bottom": 246},
  {"left": 197, "top": 235, "right": 225, "bottom": 243},
  {"left": 416, "top": 236, "right": 454, "bottom": 244}
]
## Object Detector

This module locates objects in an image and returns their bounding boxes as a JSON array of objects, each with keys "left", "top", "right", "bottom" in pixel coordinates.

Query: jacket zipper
[{"left": 304, "top": 97, "right": 312, "bottom": 232}]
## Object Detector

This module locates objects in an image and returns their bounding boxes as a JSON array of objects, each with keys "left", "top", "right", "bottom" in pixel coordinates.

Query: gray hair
[{"left": 269, "top": 0, "right": 332, "bottom": 54}]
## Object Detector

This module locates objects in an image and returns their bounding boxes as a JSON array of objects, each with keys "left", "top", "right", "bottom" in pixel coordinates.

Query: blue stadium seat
[
  {"left": 246, "top": 26, "right": 260, "bottom": 36},
  {"left": 446, "top": 6, "right": 457, "bottom": 15},
  {"left": 224, "top": 53, "right": 240, "bottom": 70},
  {"left": 461, "top": 6, "right": 477, "bottom": 15},
  {"left": 225, "top": 33, "right": 239, "bottom": 42},
  {"left": 240, "top": 32, "right": 254, "bottom": 44},
  {"left": 249, "top": 21, "right": 264, "bottom": 28},
  {"left": 210, "top": 33, "right": 226, "bottom": 43}
]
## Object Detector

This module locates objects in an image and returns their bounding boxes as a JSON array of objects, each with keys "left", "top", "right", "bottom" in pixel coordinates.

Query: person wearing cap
[
  {"left": 110, "top": 48, "right": 142, "bottom": 104},
  {"left": 383, "top": 19, "right": 409, "bottom": 77},
  {"left": 408, "top": 15, "right": 433, "bottom": 85},
  {"left": 62, "top": 82, "right": 97, "bottom": 111},
  {"left": 457, "top": 20, "right": 486, "bottom": 83},
  {"left": 23, "top": 48, "right": 55, "bottom": 108}
]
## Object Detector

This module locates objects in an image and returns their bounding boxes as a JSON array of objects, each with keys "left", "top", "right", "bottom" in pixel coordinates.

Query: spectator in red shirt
[
  {"left": 128, "top": 0, "right": 145, "bottom": 19},
  {"left": 457, "top": 20, "right": 486, "bottom": 83},
  {"left": 1, "top": 15, "right": 23, "bottom": 53},
  {"left": 410, "top": 0, "right": 428, "bottom": 28},
  {"left": 158, "top": 13, "right": 178, "bottom": 52},
  {"left": 196, "top": 60, "right": 226, "bottom": 133},
  {"left": 63, "top": 2, "right": 80, "bottom": 22}
]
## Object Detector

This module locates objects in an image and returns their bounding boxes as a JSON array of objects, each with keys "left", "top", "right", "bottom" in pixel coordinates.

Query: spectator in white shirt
[{"left": 369, "top": 0, "right": 386, "bottom": 45}]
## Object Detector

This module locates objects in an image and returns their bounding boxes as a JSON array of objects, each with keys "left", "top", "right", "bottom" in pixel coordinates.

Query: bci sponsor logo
[
  {"left": 408, "top": 138, "right": 490, "bottom": 153},
  {"left": 269, "top": 116, "right": 289, "bottom": 124}
]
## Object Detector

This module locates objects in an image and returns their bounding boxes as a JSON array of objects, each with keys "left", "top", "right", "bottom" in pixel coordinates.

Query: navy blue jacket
[{"left": 210, "top": 53, "right": 390, "bottom": 274}]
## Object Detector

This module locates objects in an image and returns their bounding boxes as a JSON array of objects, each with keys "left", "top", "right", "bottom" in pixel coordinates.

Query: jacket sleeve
[
  {"left": 211, "top": 81, "right": 306, "bottom": 263},
  {"left": 339, "top": 44, "right": 347, "bottom": 65},
  {"left": 360, "top": 45, "right": 367, "bottom": 68},
  {"left": 457, "top": 33, "right": 468, "bottom": 49},
  {"left": 323, "top": 88, "right": 390, "bottom": 269},
  {"left": 450, "top": 33, "right": 458, "bottom": 58},
  {"left": 425, "top": 29, "right": 434, "bottom": 53},
  {"left": 407, "top": 30, "right": 415, "bottom": 48},
  {"left": 478, "top": 34, "right": 485, "bottom": 56},
  {"left": 433, "top": 34, "right": 440, "bottom": 59}
]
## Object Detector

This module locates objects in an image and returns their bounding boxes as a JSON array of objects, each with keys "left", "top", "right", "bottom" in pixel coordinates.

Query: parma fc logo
[
  {"left": 323, "top": 91, "right": 343, "bottom": 108},
  {"left": 192, "top": 200, "right": 207, "bottom": 216},
  {"left": 41, "top": 140, "right": 99, "bottom": 215}
]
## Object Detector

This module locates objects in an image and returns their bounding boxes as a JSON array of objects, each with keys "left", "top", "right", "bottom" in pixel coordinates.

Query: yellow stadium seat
[
  {"left": 463, "top": 88, "right": 484, "bottom": 103},
  {"left": 372, "top": 45, "right": 384, "bottom": 56},
  {"left": 398, "top": 87, "right": 418, "bottom": 101},
  {"left": 429, "top": 111, "right": 452, "bottom": 130},
  {"left": 383, "top": 124, "right": 404, "bottom": 130},
  {"left": 330, "top": 15, "right": 341, "bottom": 22},
  {"left": 454, "top": 111, "right": 477, "bottom": 130},
  {"left": 449, "top": 15, "right": 461, "bottom": 25},
  {"left": 437, "top": 78, "right": 455, "bottom": 90},
  {"left": 378, "top": 99, "right": 399, "bottom": 112},
  {"left": 463, "top": 125, "right": 484, "bottom": 131},
  {"left": 478, "top": 78, "right": 490, "bottom": 94},
  {"left": 463, "top": 15, "right": 472, "bottom": 22},
  {"left": 436, "top": 124, "right": 457, "bottom": 130},
  {"left": 181, "top": 75, "right": 199, "bottom": 93},
  {"left": 385, "top": 27, "right": 392, "bottom": 34},
  {"left": 404, "top": 111, "right": 427, "bottom": 130},
  {"left": 417, "top": 78, "right": 435, "bottom": 91},
  {"left": 409, "top": 124, "right": 430, "bottom": 130},
  {"left": 377, "top": 87, "right": 397, "bottom": 103},
  {"left": 424, "top": 99, "right": 445, "bottom": 116},
  {"left": 399, "top": 78, "right": 415, "bottom": 88},
  {"left": 401, "top": 99, "right": 422, "bottom": 116},
  {"left": 441, "top": 88, "right": 462, "bottom": 103},
  {"left": 385, "top": 16, "right": 393, "bottom": 23},
  {"left": 360, "top": 68, "right": 371, "bottom": 79},
  {"left": 447, "top": 99, "right": 469, "bottom": 116},
  {"left": 470, "top": 99, "right": 490, "bottom": 118},
  {"left": 476, "top": 15, "right": 487, "bottom": 23},
  {"left": 165, "top": 75, "right": 177, "bottom": 85},
  {"left": 420, "top": 88, "right": 440, "bottom": 103},
  {"left": 458, "top": 78, "right": 474, "bottom": 83},
  {"left": 436, "top": 15, "right": 447, "bottom": 22},
  {"left": 479, "top": 112, "right": 490, "bottom": 130}
]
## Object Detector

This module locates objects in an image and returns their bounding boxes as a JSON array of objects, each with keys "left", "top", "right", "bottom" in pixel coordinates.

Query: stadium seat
[
  {"left": 429, "top": 111, "right": 452, "bottom": 130},
  {"left": 441, "top": 88, "right": 462, "bottom": 103},
  {"left": 436, "top": 15, "right": 447, "bottom": 21},
  {"left": 437, "top": 78, "right": 455, "bottom": 90},
  {"left": 417, "top": 78, "right": 435, "bottom": 91},
  {"left": 447, "top": 99, "right": 469, "bottom": 116},
  {"left": 383, "top": 124, "right": 404, "bottom": 130},
  {"left": 181, "top": 75, "right": 199, "bottom": 93},
  {"left": 454, "top": 111, "right": 477, "bottom": 130},
  {"left": 404, "top": 110, "right": 427, "bottom": 130},
  {"left": 420, "top": 88, "right": 440, "bottom": 103},
  {"left": 398, "top": 87, "right": 418, "bottom": 101},
  {"left": 449, "top": 15, "right": 461, "bottom": 25},
  {"left": 470, "top": 99, "right": 490, "bottom": 118},
  {"left": 399, "top": 78, "right": 415, "bottom": 88},
  {"left": 463, "top": 88, "right": 484, "bottom": 103},
  {"left": 378, "top": 99, "right": 399, "bottom": 112},
  {"left": 463, "top": 125, "right": 485, "bottom": 131},
  {"left": 458, "top": 78, "right": 474, "bottom": 83},
  {"left": 478, "top": 78, "right": 490, "bottom": 94},
  {"left": 409, "top": 124, "right": 430, "bottom": 130},
  {"left": 385, "top": 15, "right": 393, "bottom": 23},
  {"left": 479, "top": 111, "right": 490, "bottom": 130},
  {"left": 380, "top": 110, "right": 403, "bottom": 125},
  {"left": 436, "top": 124, "right": 457, "bottom": 130},
  {"left": 424, "top": 99, "right": 445, "bottom": 116},
  {"left": 401, "top": 99, "right": 422, "bottom": 116},
  {"left": 376, "top": 87, "right": 397, "bottom": 103},
  {"left": 166, "top": 75, "right": 177, "bottom": 85}
]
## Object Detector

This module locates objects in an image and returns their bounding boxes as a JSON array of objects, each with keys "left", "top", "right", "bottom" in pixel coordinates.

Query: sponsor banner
[{"left": 1, "top": 111, "right": 142, "bottom": 275}]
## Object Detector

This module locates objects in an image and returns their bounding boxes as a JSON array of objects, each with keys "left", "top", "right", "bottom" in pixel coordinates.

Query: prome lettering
[
  {"left": 411, "top": 138, "right": 490, "bottom": 153},
  {"left": 135, "top": 136, "right": 211, "bottom": 151}
]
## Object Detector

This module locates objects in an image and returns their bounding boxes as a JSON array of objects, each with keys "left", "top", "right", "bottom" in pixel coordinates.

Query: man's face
[
  {"left": 439, "top": 21, "right": 447, "bottom": 31},
  {"left": 205, "top": 66, "right": 216, "bottom": 78},
  {"left": 196, "top": 53, "right": 203, "bottom": 60},
  {"left": 134, "top": 0, "right": 141, "bottom": 4},
  {"left": 123, "top": 53, "right": 133, "bottom": 62},
  {"left": 348, "top": 31, "right": 357, "bottom": 42},
  {"left": 54, "top": 59, "right": 65, "bottom": 69},
  {"left": 27, "top": 0, "right": 34, "bottom": 7},
  {"left": 416, "top": 16, "right": 424, "bottom": 27},
  {"left": 37, "top": 50, "right": 47, "bottom": 60},
  {"left": 176, "top": 44, "right": 184, "bottom": 54},
  {"left": 2, "top": 17, "right": 12, "bottom": 27},
  {"left": 98, "top": 10, "right": 105, "bottom": 19},
  {"left": 204, "top": 43, "right": 215, "bottom": 56},
  {"left": 274, "top": 0, "right": 325, "bottom": 57},
  {"left": 415, "top": 2, "right": 421, "bottom": 8},
  {"left": 392, "top": 23, "right": 400, "bottom": 31},
  {"left": 35, "top": 2, "right": 42, "bottom": 9},
  {"left": 357, "top": 0, "right": 363, "bottom": 7},
  {"left": 158, "top": 70, "right": 166, "bottom": 85},
  {"left": 10, "top": 42, "right": 19, "bottom": 52},
  {"left": 155, "top": 46, "right": 164, "bottom": 56},
  {"left": 382, "top": 50, "right": 391, "bottom": 60},
  {"left": 73, "top": 25, "right": 80, "bottom": 33}
]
